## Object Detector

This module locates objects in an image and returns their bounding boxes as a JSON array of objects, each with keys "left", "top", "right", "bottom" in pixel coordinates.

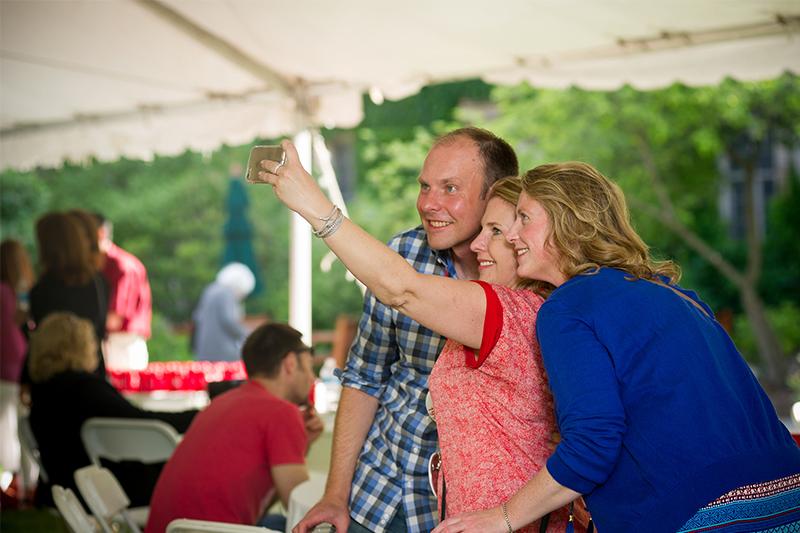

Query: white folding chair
[
  {"left": 285, "top": 472, "right": 327, "bottom": 533},
  {"left": 18, "top": 414, "right": 48, "bottom": 483},
  {"left": 167, "top": 518, "right": 281, "bottom": 532},
  {"left": 80, "top": 417, "right": 181, "bottom": 465},
  {"left": 51, "top": 484, "right": 99, "bottom": 533},
  {"left": 80, "top": 417, "right": 178, "bottom": 526},
  {"left": 74, "top": 465, "right": 142, "bottom": 533}
]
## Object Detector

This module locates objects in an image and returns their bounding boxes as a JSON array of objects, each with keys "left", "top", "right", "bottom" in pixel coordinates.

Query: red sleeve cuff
[{"left": 464, "top": 280, "right": 503, "bottom": 368}]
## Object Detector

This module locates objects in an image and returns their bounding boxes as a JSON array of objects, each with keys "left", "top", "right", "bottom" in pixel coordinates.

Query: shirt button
[
  {"left": 412, "top": 446, "right": 420, "bottom": 454},
  {"left": 406, "top": 479, "right": 414, "bottom": 488},
  {"left": 380, "top": 517, "right": 388, "bottom": 524}
]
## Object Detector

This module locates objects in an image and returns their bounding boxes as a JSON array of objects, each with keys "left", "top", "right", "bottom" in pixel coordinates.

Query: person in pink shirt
[
  {"left": 260, "top": 142, "right": 585, "bottom": 533},
  {"left": 425, "top": 180, "right": 567, "bottom": 532},
  {"left": 0, "top": 239, "right": 34, "bottom": 478},
  {"left": 94, "top": 213, "right": 152, "bottom": 370}
]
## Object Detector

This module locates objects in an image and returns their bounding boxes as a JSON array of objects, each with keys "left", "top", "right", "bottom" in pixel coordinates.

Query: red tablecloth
[{"left": 108, "top": 361, "right": 248, "bottom": 392}]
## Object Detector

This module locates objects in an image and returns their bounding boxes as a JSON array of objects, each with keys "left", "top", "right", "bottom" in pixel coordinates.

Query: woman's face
[
  {"left": 507, "top": 192, "right": 567, "bottom": 287},
  {"left": 469, "top": 197, "right": 520, "bottom": 287}
]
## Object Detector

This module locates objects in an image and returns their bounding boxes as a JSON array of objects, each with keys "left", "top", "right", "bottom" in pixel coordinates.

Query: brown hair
[
  {"left": 35, "top": 212, "right": 95, "bottom": 285},
  {"left": 241, "top": 322, "right": 312, "bottom": 378},
  {"left": 435, "top": 127, "right": 518, "bottom": 198},
  {"left": 520, "top": 162, "right": 680, "bottom": 283},
  {"left": 0, "top": 239, "right": 34, "bottom": 293},
  {"left": 487, "top": 177, "right": 555, "bottom": 297},
  {"left": 29, "top": 312, "right": 98, "bottom": 383},
  {"left": 68, "top": 209, "right": 102, "bottom": 269}
]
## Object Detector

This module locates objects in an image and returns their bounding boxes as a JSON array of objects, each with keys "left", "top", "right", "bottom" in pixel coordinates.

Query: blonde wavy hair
[
  {"left": 29, "top": 312, "right": 98, "bottom": 383},
  {"left": 520, "top": 162, "right": 680, "bottom": 283},
  {"left": 487, "top": 177, "right": 556, "bottom": 297}
]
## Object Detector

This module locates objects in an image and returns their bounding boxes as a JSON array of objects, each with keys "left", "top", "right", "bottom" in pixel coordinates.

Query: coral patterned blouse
[{"left": 428, "top": 281, "right": 569, "bottom": 532}]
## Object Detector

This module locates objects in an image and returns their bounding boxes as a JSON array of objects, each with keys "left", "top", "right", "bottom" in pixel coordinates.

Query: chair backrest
[
  {"left": 74, "top": 465, "right": 141, "bottom": 533},
  {"left": 51, "top": 485, "right": 97, "bottom": 533},
  {"left": 166, "top": 518, "right": 281, "bottom": 532},
  {"left": 80, "top": 417, "right": 181, "bottom": 464},
  {"left": 18, "top": 414, "right": 49, "bottom": 483}
]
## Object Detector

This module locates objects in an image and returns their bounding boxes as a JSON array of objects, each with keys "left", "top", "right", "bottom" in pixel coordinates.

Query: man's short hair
[
  {"left": 92, "top": 211, "right": 113, "bottom": 240},
  {"left": 241, "top": 323, "right": 313, "bottom": 378},
  {"left": 434, "top": 127, "right": 519, "bottom": 197}
]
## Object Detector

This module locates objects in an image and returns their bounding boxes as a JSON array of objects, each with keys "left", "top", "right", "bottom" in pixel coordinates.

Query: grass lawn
[{"left": 0, "top": 508, "right": 70, "bottom": 533}]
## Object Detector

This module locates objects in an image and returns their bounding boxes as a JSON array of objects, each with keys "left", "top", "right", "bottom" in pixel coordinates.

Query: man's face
[
  {"left": 290, "top": 350, "right": 316, "bottom": 405},
  {"left": 416, "top": 137, "right": 488, "bottom": 252}
]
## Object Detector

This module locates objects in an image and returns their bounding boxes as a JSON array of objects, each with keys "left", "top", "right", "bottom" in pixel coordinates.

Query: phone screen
[{"left": 245, "top": 145, "right": 285, "bottom": 183}]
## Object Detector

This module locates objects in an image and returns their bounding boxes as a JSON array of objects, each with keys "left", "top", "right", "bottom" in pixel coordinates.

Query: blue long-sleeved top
[{"left": 537, "top": 267, "right": 800, "bottom": 533}]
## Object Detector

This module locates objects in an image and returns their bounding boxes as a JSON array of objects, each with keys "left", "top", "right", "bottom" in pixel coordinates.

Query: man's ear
[{"left": 282, "top": 351, "right": 298, "bottom": 375}]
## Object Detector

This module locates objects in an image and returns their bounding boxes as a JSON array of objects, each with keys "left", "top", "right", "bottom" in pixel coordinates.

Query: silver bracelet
[
  {"left": 312, "top": 207, "right": 345, "bottom": 238},
  {"left": 312, "top": 206, "right": 340, "bottom": 237},
  {"left": 316, "top": 204, "right": 339, "bottom": 223},
  {"left": 318, "top": 212, "right": 344, "bottom": 238},
  {"left": 501, "top": 501, "right": 513, "bottom": 533}
]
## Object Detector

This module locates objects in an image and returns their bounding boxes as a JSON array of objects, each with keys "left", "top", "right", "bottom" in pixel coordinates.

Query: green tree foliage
[
  {"left": 735, "top": 302, "right": 800, "bottom": 367},
  {"left": 761, "top": 167, "right": 800, "bottom": 305}
]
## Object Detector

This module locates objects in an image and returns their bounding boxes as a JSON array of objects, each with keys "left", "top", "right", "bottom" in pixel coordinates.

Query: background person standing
[
  {"left": 95, "top": 212, "right": 152, "bottom": 371},
  {"left": 0, "top": 239, "right": 34, "bottom": 484},
  {"left": 192, "top": 262, "right": 255, "bottom": 361}
]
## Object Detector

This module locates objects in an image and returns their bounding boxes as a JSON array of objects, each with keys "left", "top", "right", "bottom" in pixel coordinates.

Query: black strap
[
  {"left": 440, "top": 474, "right": 446, "bottom": 522},
  {"left": 539, "top": 512, "right": 550, "bottom": 533}
]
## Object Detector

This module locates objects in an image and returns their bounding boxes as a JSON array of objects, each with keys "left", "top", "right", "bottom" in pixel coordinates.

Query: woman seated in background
[
  {"left": 432, "top": 162, "right": 800, "bottom": 533},
  {"left": 28, "top": 312, "right": 197, "bottom": 507},
  {"left": 260, "top": 143, "right": 580, "bottom": 532}
]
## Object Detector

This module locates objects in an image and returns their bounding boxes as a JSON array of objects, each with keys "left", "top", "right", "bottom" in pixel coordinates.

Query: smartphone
[{"left": 245, "top": 145, "right": 285, "bottom": 183}]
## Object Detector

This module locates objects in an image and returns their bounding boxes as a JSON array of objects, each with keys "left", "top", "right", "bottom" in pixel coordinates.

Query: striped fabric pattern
[{"left": 678, "top": 473, "right": 800, "bottom": 532}]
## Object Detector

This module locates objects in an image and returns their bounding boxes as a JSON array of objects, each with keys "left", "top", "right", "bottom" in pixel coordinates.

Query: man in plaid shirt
[{"left": 295, "top": 127, "right": 518, "bottom": 533}]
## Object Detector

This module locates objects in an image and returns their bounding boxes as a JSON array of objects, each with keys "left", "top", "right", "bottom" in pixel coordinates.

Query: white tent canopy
[
  {"left": 2, "top": 0, "right": 799, "bottom": 170},
  {"left": 2, "top": 0, "right": 799, "bottom": 341}
]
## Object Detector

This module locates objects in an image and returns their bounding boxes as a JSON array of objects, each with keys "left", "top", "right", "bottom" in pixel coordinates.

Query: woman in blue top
[{"left": 433, "top": 162, "right": 800, "bottom": 533}]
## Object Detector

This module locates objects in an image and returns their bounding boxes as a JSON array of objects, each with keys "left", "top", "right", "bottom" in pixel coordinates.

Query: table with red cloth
[{"left": 108, "top": 361, "right": 247, "bottom": 392}]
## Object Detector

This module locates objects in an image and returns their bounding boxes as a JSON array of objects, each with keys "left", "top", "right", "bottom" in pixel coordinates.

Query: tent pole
[
  {"left": 311, "top": 130, "right": 365, "bottom": 294},
  {"left": 289, "top": 130, "right": 313, "bottom": 345}
]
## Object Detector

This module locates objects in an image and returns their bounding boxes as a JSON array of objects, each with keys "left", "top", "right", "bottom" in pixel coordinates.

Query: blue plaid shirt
[{"left": 340, "top": 226, "right": 456, "bottom": 533}]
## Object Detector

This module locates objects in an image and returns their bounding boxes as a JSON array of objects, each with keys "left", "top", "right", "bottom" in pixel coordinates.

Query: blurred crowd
[{"left": 0, "top": 208, "right": 160, "bottom": 506}]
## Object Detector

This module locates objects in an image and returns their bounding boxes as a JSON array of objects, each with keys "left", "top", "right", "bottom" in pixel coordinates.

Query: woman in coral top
[
  {"left": 426, "top": 180, "right": 568, "bottom": 532},
  {"left": 259, "top": 142, "right": 577, "bottom": 532}
]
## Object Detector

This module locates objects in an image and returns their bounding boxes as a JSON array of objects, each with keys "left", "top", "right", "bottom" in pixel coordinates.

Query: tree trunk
[
  {"left": 631, "top": 134, "right": 793, "bottom": 417},
  {"left": 740, "top": 280, "right": 793, "bottom": 414}
]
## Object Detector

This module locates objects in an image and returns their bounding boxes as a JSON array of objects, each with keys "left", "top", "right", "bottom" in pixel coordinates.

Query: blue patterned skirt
[{"left": 677, "top": 473, "right": 800, "bottom": 532}]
